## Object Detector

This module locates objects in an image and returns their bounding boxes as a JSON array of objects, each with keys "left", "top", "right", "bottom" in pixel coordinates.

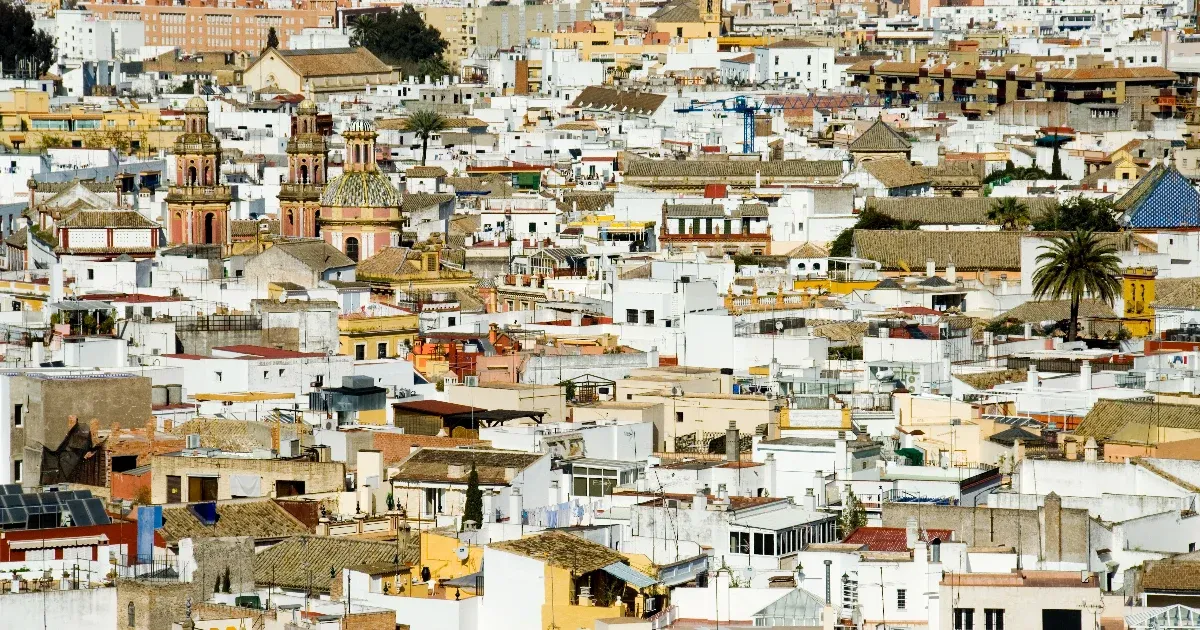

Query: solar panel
[
  {"left": 84, "top": 498, "right": 110, "bottom": 525},
  {"left": 0, "top": 484, "right": 21, "bottom": 495},
  {"left": 65, "top": 499, "right": 93, "bottom": 527},
  {"left": 0, "top": 494, "right": 18, "bottom": 508}
]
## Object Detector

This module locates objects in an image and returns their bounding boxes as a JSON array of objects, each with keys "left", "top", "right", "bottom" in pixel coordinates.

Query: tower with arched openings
[
  {"left": 318, "top": 118, "right": 403, "bottom": 262},
  {"left": 279, "top": 99, "right": 328, "bottom": 238},
  {"left": 165, "top": 97, "right": 232, "bottom": 247}
]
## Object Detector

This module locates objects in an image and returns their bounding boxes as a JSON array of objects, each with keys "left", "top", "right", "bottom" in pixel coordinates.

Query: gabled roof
[
  {"left": 269, "top": 240, "right": 355, "bottom": 272},
  {"left": 650, "top": 0, "right": 702, "bottom": 22},
  {"left": 866, "top": 197, "right": 1058, "bottom": 225},
  {"left": 1117, "top": 164, "right": 1200, "bottom": 229},
  {"left": 158, "top": 498, "right": 309, "bottom": 543},
  {"left": 860, "top": 158, "right": 928, "bottom": 189},
  {"left": 271, "top": 47, "right": 393, "bottom": 78},
  {"left": 850, "top": 119, "right": 912, "bottom": 154},
  {"left": 843, "top": 526, "right": 953, "bottom": 551},
  {"left": 57, "top": 209, "right": 158, "bottom": 229},
  {"left": 997, "top": 298, "right": 1116, "bottom": 324},
  {"left": 570, "top": 86, "right": 666, "bottom": 116},
  {"left": 1075, "top": 400, "right": 1200, "bottom": 441},
  {"left": 392, "top": 447, "right": 543, "bottom": 485},
  {"left": 254, "top": 535, "right": 414, "bottom": 592},
  {"left": 490, "top": 531, "right": 627, "bottom": 573},
  {"left": 987, "top": 426, "right": 1045, "bottom": 446}
]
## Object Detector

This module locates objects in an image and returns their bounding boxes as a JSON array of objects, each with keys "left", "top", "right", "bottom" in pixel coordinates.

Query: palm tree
[
  {"left": 404, "top": 109, "right": 447, "bottom": 166},
  {"left": 349, "top": 15, "right": 376, "bottom": 47},
  {"left": 1031, "top": 229, "right": 1123, "bottom": 342},
  {"left": 988, "top": 197, "right": 1031, "bottom": 230}
]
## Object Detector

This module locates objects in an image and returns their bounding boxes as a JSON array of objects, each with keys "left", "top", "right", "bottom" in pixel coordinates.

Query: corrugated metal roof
[{"left": 602, "top": 562, "right": 657, "bottom": 588}]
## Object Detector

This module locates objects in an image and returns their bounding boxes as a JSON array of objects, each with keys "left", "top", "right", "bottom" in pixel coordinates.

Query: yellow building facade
[
  {"left": 338, "top": 312, "right": 420, "bottom": 361},
  {"left": 1, "top": 90, "right": 178, "bottom": 156},
  {"left": 1121, "top": 266, "right": 1157, "bottom": 337}
]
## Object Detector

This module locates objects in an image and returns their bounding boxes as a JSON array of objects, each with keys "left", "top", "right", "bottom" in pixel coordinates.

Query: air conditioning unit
[
  {"left": 185, "top": 434, "right": 201, "bottom": 449},
  {"left": 464, "top": 375, "right": 479, "bottom": 387}
]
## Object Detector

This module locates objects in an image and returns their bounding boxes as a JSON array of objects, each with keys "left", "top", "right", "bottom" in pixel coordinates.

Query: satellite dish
[
  {"left": 279, "top": 293, "right": 288, "bottom": 303},
  {"left": 455, "top": 545, "right": 469, "bottom": 560}
]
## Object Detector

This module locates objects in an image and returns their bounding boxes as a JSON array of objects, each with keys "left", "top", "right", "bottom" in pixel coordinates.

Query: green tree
[
  {"left": 349, "top": 14, "right": 377, "bottom": 47},
  {"left": 357, "top": 7, "right": 448, "bottom": 67},
  {"left": 417, "top": 57, "right": 452, "bottom": 81},
  {"left": 1031, "top": 229, "right": 1123, "bottom": 341},
  {"left": 829, "top": 209, "right": 920, "bottom": 257},
  {"left": 1050, "top": 140, "right": 1066, "bottom": 179},
  {"left": 462, "top": 465, "right": 483, "bottom": 531},
  {"left": 1032, "top": 196, "right": 1120, "bottom": 232},
  {"left": 0, "top": 0, "right": 55, "bottom": 78},
  {"left": 838, "top": 488, "right": 867, "bottom": 538},
  {"left": 265, "top": 26, "right": 279, "bottom": 51},
  {"left": 404, "top": 109, "right": 447, "bottom": 166},
  {"left": 988, "top": 197, "right": 1031, "bottom": 230}
]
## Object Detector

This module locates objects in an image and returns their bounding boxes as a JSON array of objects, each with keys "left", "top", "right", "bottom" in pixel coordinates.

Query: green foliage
[
  {"left": 417, "top": 57, "right": 452, "bottom": 81},
  {"left": 1031, "top": 196, "right": 1121, "bottom": 232},
  {"left": 828, "top": 345, "right": 863, "bottom": 360},
  {"left": 829, "top": 209, "right": 920, "bottom": 257},
  {"left": 462, "top": 465, "right": 483, "bottom": 531},
  {"left": 837, "top": 488, "right": 867, "bottom": 538},
  {"left": 1050, "top": 141, "right": 1065, "bottom": 179},
  {"left": 265, "top": 27, "right": 279, "bottom": 51},
  {"left": 38, "top": 134, "right": 70, "bottom": 150},
  {"left": 988, "top": 197, "right": 1031, "bottom": 230},
  {"left": 386, "top": 492, "right": 394, "bottom": 511},
  {"left": 404, "top": 109, "right": 448, "bottom": 166},
  {"left": 1031, "top": 229, "right": 1123, "bottom": 341},
  {"left": 0, "top": 1, "right": 55, "bottom": 78},
  {"left": 984, "top": 318, "right": 1026, "bottom": 336},
  {"left": 353, "top": 7, "right": 448, "bottom": 68},
  {"left": 984, "top": 164, "right": 1052, "bottom": 184}
]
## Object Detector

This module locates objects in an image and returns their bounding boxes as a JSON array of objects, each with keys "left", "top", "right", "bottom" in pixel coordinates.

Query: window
[
  {"left": 214, "top": 371, "right": 222, "bottom": 381},
  {"left": 377, "top": 342, "right": 388, "bottom": 359},
  {"left": 984, "top": 609, "right": 1003, "bottom": 630},
  {"left": 573, "top": 466, "right": 618, "bottom": 497},
  {"left": 12, "top": 460, "right": 21, "bottom": 483},
  {"left": 752, "top": 532, "right": 775, "bottom": 555},
  {"left": 729, "top": 531, "right": 749, "bottom": 554},
  {"left": 643, "top": 310, "right": 655, "bottom": 325},
  {"left": 314, "top": 374, "right": 324, "bottom": 387},
  {"left": 448, "top": 317, "right": 456, "bottom": 326},
  {"left": 842, "top": 574, "right": 858, "bottom": 609},
  {"left": 954, "top": 608, "right": 974, "bottom": 630},
  {"left": 626, "top": 309, "right": 639, "bottom": 324},
  {"left": 676, "top": 411, "right": 684, "bottom": 423},
  {"left": 355, "top": 344, "right": 366, "bottom": 361},
  {"left": 424, "top": 488, "right": 444, "bottom": 515},
  {"left": 13, "top": 404, "right": 21, "bottom": 427},
  {"left": 897, "top": 588, "right": 906, "bottom": 610},
  {"left": 528, "top": 222, "right": 537, "bottom": 233},
  {"left": 87, "top": 268, "right": 95, "bottom": 280}
]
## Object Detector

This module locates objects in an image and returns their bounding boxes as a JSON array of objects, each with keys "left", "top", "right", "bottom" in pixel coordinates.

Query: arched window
[
  {"left": 313, "top": 210, "right": 321, "bottom": 237},
  {"left": 812, "top": 262, "right": 821, "bottom": 271},
  {"left": 286, "top": 210, "right": 294, "bottom": 227},
  {"left": 299, "top": 164, "right": 309, "bottom": 184},
  {"left": 354, "top": 144, "right": 361, "bottom": 165},
  {"left": 127, "top": 602, "right": 135, "bottom": 627},
  {"left": 203, "top": 213, "right": 215, "bottom": 244},
  {"left": 203, "top": 166, "right": 211, "bottom": 186},
  {"left": 187, "top": 166, "right": 197, "bottom": 186},
  {"left": 797, "top": 263, "right": 807, "bottom": 271},
  {"left": 345, "top": 236, "right": 359, "bottom": 262}
]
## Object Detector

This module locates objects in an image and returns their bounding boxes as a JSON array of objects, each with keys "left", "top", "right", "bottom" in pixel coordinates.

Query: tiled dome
[
  {"left": 298, "top": 99, "right": 317, "bottom": 115},
  {"left": 184, "top": 96, "right": 207, "bottom": 113},
  {"left": 320, "top": 171, "right": 399, "bottom": 207},
  {"left": 346, "top": 118, "right": 376, "bottom": 133}
]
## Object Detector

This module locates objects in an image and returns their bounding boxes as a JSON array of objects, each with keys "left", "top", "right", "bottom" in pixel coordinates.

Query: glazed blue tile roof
[{"left": 1119, "top": 165, "right": 1200, "bottom": 229}]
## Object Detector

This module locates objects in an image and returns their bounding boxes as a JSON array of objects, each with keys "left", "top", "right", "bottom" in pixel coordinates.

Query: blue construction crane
[{"left": 673, "top": 95, "right": 777, "bottom": 154}]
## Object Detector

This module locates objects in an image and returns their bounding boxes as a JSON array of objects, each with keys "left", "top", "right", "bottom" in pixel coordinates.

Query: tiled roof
[
  {"left": 275, "top": 47, "right": 393, "bottom": 78},
  {"left": 58, "top": 209, "right": 159, "bottom": 229},
  {"left": 842, "top": 526, "right": 953, "bottom": 551},
  {"left": 1116, "top": 165, "right": 1200, "bottom": 229},
  {"left": 356, "top": 246, "right": 420, "bottom": 280},
  {"left": 866, "top": 197, "right": 1058, "bottom": 225},
  {"left": 650, "top": 0, "right": 702, "bottom": 23},
  {"left": 169, "top": 417, "right": 277, "bottom": 452},
  {"left": 559, "top": 192, "right": 615, "bottom": 213},
  {"left": 230, "top": 219, "right": 280, "bottom": 237},
  {"left": 987, "top": 426, "right": 1045, "bottom": 446},
  {"left": 254, "top": 535, "right": 414, "bottom": 592},
  {"left": 850, "top": 119, "right": 911, "bottom": 153},
  {"left": 1142, "top": 559, "right": 1200, "bottom": 592},
  {"left": 1074, "top": 400, "right": 1200, "bottom": 440},
  {"left": 1154, "top": 277, "right": 1200, "bottom": 309},
  {"left": 320, "top": 171, "right": 400, "bottom": 208},
  {"left": 490, "top": 531, "right": 627, "bottom": 573},
  {"left": 861, "top": 158, "right": 929, "bottom": 189},
  {"left": 402, "top": 193, "right": 455, "bottom": 213},
  {"left": 957, "top": 369, "right": 1027, "bottom": 391},
  {"left": 853, "top": 230, "right": 1022, "bottom": 270},
  {"left": 733, "top": 203, "right": 769, "bottom": 218},
  {"left": 765, "top": 39, "right": 824, "bottom": 49},
  {"left": 665, "top": 203, "right": 725, "bottom": 218},
  {"left": 786, "top": 242, "right": 829, "bottom": 258},
  {"left": 406, "top": 166, "right": 447, "bottom": 178},
  {"left": 570, "top": 86, "right": 666, "bottom": 115},
  {"left": 624, "top": 158, "right": 843, "bottom": 180},
  {"left": 372, "top": 433, "right": 491, "bottom": 465},
  {"left": 158, "top": 499, "right": 310, "bottom": 543},
  {"left": 941, "top": 571, "right": 1101, "bottom": 588},
  {"left": 997, "top": 298, "right": 1116, "bottom": 324},
  {"left": 393, "top": 400, "right": 485, "bottom": 416},
  {"left": 392, "top": 447, "right": 543, "bottom": 485},
  {"left": 268, "top": 240, "right": 355, "bottom": 272}
]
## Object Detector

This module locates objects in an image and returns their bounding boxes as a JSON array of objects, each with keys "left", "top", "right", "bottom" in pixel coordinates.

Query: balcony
[
  {"left": 165, "top": 185, "right": 232, "bottom": 202},
  {"left": 278, "top": 182, "right": 322, "bottom": 200}
]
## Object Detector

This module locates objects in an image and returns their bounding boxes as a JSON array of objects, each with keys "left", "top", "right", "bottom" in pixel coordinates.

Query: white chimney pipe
[
  {"left": 1079, "top": 361, "right": 1093, "bottom": 391},
  {"left": 926, "top": 258, "right": 935, "bottom": 277},
  {"left": 1026, "top": 365, "right": 1039, "bottom": 393}
]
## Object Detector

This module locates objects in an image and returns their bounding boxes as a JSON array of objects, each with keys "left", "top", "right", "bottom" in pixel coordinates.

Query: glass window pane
[
  {"left": 589, "top": 477, "right": 603, "bottom": 497},
  {"left": 573, "top": 477, "right": 588, "bottom": 496},
  {"left": 764, "top": 534, "right": 775, "bottom": 555},
  {"left": 603, "top": 469, "right": 617, "bottom": 477},
  {"left": 602, "top": 478, "right": 616, "bottom": 495}
]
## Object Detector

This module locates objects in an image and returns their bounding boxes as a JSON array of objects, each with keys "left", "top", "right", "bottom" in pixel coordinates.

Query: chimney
[
  {"left": 763, "top": 453, "right": 777, "bottom": 498},
  {"left": 692, "top": 490, "right": 708, "bottom": 512},
  {"left": 448, "top": 464, "right": 466, "bottom": 479},
  {"left": 145, "top": 419, "right": 156, "bottom": 451},
  {"left": 905, "top": 516, "right": 919, "bottom": 549},
  {"left": 824, "top": 560, "right": 833, "bottom": 605},
  {"left": 570, "top": 311, "right": 582, "bottom": 327},
  {"left": 504, "top": 467, "right": 518, "bottom": 482},
  {"left": 1013, "top": 437, "right": 1026, "bottom": 464},
  {"left": 1079, "top": 361, "right": 1093, "bottom": 391},
  {"left": 1084, "top": 437, "right": 1099, "bottom": 462},
  {"left": 1025, "top": 365, "right": 1039, "bottom": 393},
  {"left": 946, "top": 262, "right": 956, "bottom": 284},
  {"left": 1064, "top": 438, "right": 1078, "bottom": 461},
  {"left": 803, "top": 487, "right": 817, "bottom": 511},
  {"left": 88, "top": 418, "right": 100, "bottom": 439},
  {"left": 926, "top": 258, "right": 936, "bottom": 277},
  {"left": 1024, "top": 322, "right": 1033, "bottom": 338},
  {"left": 726, "top": 421, "right": 740, "bottom": 463}
]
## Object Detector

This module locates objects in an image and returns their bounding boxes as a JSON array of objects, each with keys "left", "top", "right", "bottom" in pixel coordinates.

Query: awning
[
  {"left": 601, "top": 562, "right": 657, "bottom": 589},
  {"left": 444, "top": 570, "right": 483, "bottom": 590},
  {"left": 10, "top": 535, "right": 108, "bottom": 550}
]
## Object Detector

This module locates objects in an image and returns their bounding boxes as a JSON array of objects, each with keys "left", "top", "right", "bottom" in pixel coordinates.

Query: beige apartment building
[
  {"left": 422, "top": 3, "right": 590, "bottom": 66},
  {"left": 84, "top": 0, "right": 337, "bottom": 53}
]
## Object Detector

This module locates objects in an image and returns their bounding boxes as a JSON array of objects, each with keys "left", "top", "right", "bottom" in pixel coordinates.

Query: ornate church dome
[{"left": 320, "top": 171, "right": 400, "bottom": 207}]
